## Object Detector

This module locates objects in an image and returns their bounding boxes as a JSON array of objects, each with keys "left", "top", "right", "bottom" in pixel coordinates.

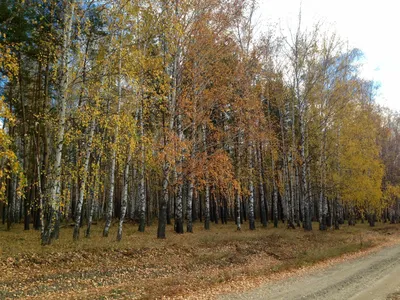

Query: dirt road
[{"left": 220, "top": 243, "right": 400, "bottom": 300}]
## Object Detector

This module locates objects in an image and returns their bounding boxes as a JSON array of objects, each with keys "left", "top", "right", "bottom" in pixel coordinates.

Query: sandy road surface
[{"left": 220, "top": 243, "right": 400, "bottom": 300}]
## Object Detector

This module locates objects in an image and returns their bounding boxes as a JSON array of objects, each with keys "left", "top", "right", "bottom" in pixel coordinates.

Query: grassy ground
[{"left": 0, "top": 220, "right": 399, "bottom": 299}]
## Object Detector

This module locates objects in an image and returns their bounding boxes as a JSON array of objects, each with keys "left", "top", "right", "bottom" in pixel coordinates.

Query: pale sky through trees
[{"left": 258, "top": 0, "right": 400, "bottom": 112}]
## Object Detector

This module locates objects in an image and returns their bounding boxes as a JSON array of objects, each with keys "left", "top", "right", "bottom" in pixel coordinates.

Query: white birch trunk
[
  {"left": 103, "top": 38, "right": 122, "bottom": 237},
  {"left": 319, "top": 128, "right": 327, "bottom": 230},
  {"left": 130, "top": 166, "right": 137, "bottom": 220},
  {"left": 187, "top": 180, "right": 194, "bottom": 232},
  {"left": 300, "top": 103, "right": 312, "bottom": 230},
  {"left": 157, "top": 158, "right": 169, "bottom": 238},
  {"left": 174, "top": 114, "right": 184, "bottom": 233},
  {"left": 85, "top": 157, "right": 100, "bottom": 238},
  {"left": 73, "top": 119, "right": 96, "bottom": 240},
  {"left": 290, "top": 96, "right": 299, "bottom": 227},
  {"left": 271, "top": 155, "right": 279, "bottom": 228},
  {"left": 257, "top": 145, "right": 267, "bottom": 227},
  {"left": 236, "top": 193, "right": 241, "bottom": 230},
  {"left": 117, "top": 151, "right": 132, "bottom": 241},
  {"left": 138, "top": 100, "right": 146, "bottom": 232},
  {"left": 203, "top": 124, "right": 210, "bottom": 230},
  {"left": 248, "top": 144, "right": 255, "bottom": 230},
  {"left": 42, "top": 1, "right": 75, "bottom": 245}
]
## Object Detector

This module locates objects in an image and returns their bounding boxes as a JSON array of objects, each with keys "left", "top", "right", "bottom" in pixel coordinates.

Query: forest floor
[{"left": 0, "top": 221, "right": 399, "bottom": 299}]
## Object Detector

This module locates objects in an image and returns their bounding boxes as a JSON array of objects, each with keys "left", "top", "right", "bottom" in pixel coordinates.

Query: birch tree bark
[
  {"left": 292, "top": 98, "right": 301, "bottom": 226},
  {"left": 187, "top": 180, "right": 194, "bottom": 233},
  {"left": 271, "top": 153, "right": 279, "bottom": 228},
  {"left": 279, "top": 108, "right": 294, "bottom": 228},
  {"left": 319, "top": 128, "right": 327, "bottom": 231},
  {"left": 42, "top": 0, "right": 75, "bottom": 245},
  {"left": 117, "top": 151, "right": 132, "bottom": 241},
  {"left": 73, "top": 119, "right": 95, "bottom": 240},
  {"left": 156, "top": 0, "right": 182, "bottom": 238},
  {"left": 103, "top": 37, "right": 122, "bottom": 237},
  {"left": 235, "top": 193, "right": 242, "bottom": 230},
  {"left": 248, "top": 144, "right": 255, "bottom": 230},
  {"left": 174, "top": 114, "right": 184, "bottom": 234},
  {"left": 203, "top": 124, "right": 210, "bottom": 230},
  {"left": 234, "top": 130, "right": 242, "bottom": 231},
  {"left": 157, "top": 156, "right": 169, "bottom": 238},
  {"left": 257, "top": 144, "right": 267, "bottom": 227},
  {"left": 138, "top": 99, "right": 146, "bottom": 232},
  {"left": 186, "top": 119, "right": 196, "bottom": 233},
  {"left": 85, "top": 157, "right": 100, "bottom": 238}
]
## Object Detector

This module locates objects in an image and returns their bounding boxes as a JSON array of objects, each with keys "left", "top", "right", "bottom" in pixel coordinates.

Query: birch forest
[{"left": 1, "top": 0, "right": 400, "bottom": 247}]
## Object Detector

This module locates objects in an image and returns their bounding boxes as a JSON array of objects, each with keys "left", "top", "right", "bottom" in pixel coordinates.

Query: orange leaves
[
  {"left": 187, "top": 149, "right": 237, "bottom": 198},
  {"left": 208, "top": 150, "right": 236, "bottom": 189}
]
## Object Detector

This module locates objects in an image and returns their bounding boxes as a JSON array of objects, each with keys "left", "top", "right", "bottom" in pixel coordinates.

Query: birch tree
[{"left": 42, "top": 0, "right": 75, "bottom": 245}]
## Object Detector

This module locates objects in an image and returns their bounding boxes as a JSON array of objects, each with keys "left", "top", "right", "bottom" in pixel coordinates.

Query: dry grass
[{"left": 0, "top": 221, "right": 398, "bottom": 299}]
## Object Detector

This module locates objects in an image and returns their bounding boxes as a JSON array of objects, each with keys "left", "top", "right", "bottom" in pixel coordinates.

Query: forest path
[{"left": 220, "top": 242, "right": 400, "bottom": 300}]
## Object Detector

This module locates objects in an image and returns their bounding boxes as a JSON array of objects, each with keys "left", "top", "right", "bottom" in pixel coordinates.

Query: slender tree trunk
[
  {"left": 235, "top": 192, "right": 241, "bottom": 230},
  {"left": 306, "top": 157, "right": 313, "bottom": 229},
  {"left": 300, "top": 103, "right": 312, "bottom": 231},
  {"left": 73, "top": 119, "right": 95, "bottom": 240},
  {"left": 117, "top": 152, "right": 132, "bottom": 241},
  {"left": 266, "top": 100, "right": 278, "bottom": 228},
  {"left": 290, "top": 99, "right": 299, "bottom": 227},
  {"left": 86, "top": 157, "right": 100, "bottom": 238},
  {"left": 33, "top": 134, "right": 45, "bottom": 239},
  {"left": 42, "top": 1, "right": 75, "bottom": 245},
  {"left": 17, "top": 52, "right": 29, "bottom": 231},
  {"left": 319, "top": 129, "right": 327, "bottom": 231},
  {"left": 6, "top": 175, "right": 15, "bottom": 230},
  {"left": 138, "top": 101, "right": 146, "bottom": 232},
  {"left": 174, "top": 114, "right": 184, "bottom": 234},
  {"left": 203, "top": 124, "right": 210, "bottom": 230},
  {"left": 130, "top": 166, "right": 137, "bottom": 221},
  {"left": 234, "top": 129, "right": 242, "bottom": 230},
  {"left": 157, "top": 111, "right": 169, "bottom": 238},
  {"left": 157, "top": 1, "right": 181, "bottom": 236},
  {"left": 271, "top": 155, "right": 278, "bottom": 228},
  {"left": 257, "top": 145, "right": 267, "bottom": 227},
  {"left": 277, "top": 110, "right": 290, "bottom": 225},
  {"left": 103, "top": 40, "right": 122, "bottom": 237},
  {"left": 85, "top": 189, "right": 95, "bottom": 238},
  {"left": 248, "top": 144, "right": 255, "bottom": 230},
  {"left": 295, "top": 166, "right": 300, "bottom": 226},
  {"left": 187, "top": 180, "right": 194, "bottom": 233},
  {"left": 157, "top": 158, "right": 169, "bottom": 238},
  {"left": 204, "top": 181, "right": 210, "bottom": 230}
]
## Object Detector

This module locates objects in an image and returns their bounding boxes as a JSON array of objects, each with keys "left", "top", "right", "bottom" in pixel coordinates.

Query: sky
[{"left": 257, "top": 0, "right": 400, "bottom": 112}]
